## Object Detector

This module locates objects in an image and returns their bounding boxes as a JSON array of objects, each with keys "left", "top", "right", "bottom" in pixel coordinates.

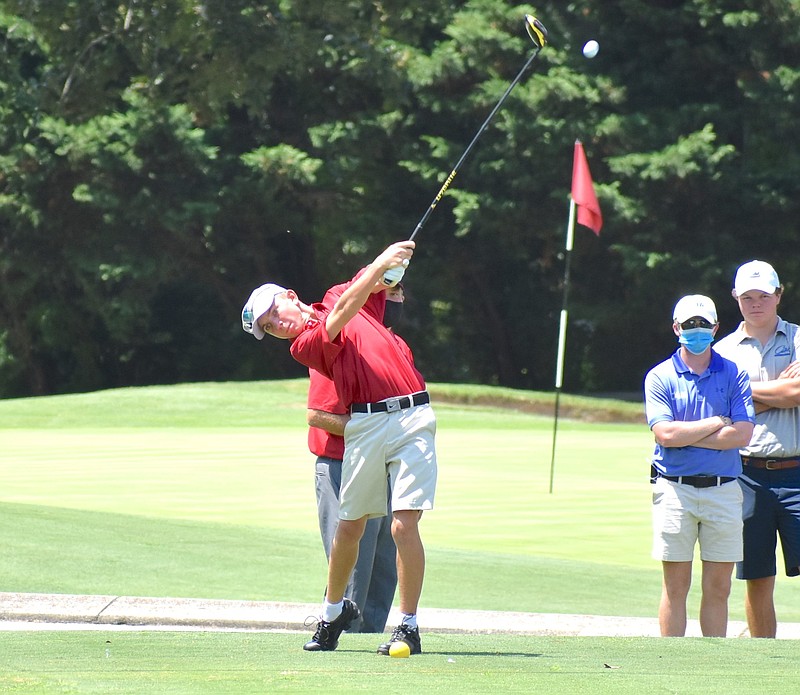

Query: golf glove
[{"left": 382, "top": 265, "right": 406, "bottom": 287}]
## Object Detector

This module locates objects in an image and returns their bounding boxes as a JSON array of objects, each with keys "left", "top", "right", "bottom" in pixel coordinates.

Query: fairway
[
  {"left": 3, "top": 381, "right": 800, "bottom": 623},
  {"left": 2, "top": 631, "right": 800, "bottom": 694},
  {"left": 4, "top": 381, "right": 800, "bottom": 692}
]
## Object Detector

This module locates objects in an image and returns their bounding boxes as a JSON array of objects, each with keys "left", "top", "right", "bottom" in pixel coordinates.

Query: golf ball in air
[
  {"left": 582, "top": 40, "right": 599, "bottom": 59},
  {"left": 389, "top": 641, "right": 411, "bottom": 658}
]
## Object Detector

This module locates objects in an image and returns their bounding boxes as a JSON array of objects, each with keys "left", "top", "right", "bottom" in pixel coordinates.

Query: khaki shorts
[
  {"left": 339, "top": 403, "right": 437, "bottom": 520},
  {"left": 651, "top": 476, "right": 743, "bottom": 563}
]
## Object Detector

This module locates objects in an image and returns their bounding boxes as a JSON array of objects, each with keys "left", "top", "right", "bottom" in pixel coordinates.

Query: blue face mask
[{"left": 679, "top": 327, "right": 715, "bottom": 355}]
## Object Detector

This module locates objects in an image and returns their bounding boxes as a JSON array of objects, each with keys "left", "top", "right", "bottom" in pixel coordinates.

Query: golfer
[
  {"left": 241, "top": 240, "right": 436, "bottom": 656},
  {"left": 306, "top": 283, "right": 407, "bottom": 633}
]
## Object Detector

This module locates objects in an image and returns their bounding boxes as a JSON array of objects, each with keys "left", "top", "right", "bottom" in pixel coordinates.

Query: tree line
[{"left": 1, "top": 0, "right": 799, "bottom": 398}]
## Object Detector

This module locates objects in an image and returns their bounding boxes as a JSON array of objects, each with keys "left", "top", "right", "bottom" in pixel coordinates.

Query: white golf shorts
[
  {"left": 651, "top": 476, "right": 743, "bottom": 563},
  {"left": 339, "top": 403, "right": 437, "bottom": 520}
]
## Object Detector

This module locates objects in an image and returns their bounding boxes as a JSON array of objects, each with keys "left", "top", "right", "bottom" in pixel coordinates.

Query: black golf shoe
[
  {"left": 377, "top": 622, "right": 422, "bottom": 656},
  {"left": 303, "top": 599, "right": 360, "bottom": 652}
]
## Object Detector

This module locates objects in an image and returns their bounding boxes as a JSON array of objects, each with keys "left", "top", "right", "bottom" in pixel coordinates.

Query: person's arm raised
[{"left": 325, "top": 241, "right": 414, "bottom": 342}]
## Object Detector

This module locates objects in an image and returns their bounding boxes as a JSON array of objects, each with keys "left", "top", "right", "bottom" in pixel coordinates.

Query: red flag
[{"left": 571, "top": 140, "right": 602, "bottom": 235}]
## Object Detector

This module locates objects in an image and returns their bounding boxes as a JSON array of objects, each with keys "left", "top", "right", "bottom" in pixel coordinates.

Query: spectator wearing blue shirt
[{"left": 644, "top": 295, "right": 755, "bottom": 637}]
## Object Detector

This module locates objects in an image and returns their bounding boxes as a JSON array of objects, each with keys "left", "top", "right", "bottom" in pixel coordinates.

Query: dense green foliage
[{"left": 1, "top": 0, "right": 799, "bottom": 397}]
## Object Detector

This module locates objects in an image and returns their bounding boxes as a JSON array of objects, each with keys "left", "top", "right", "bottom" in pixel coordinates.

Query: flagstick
[{"left": 549, "top": 197, "right": 576, "bottom": 494}]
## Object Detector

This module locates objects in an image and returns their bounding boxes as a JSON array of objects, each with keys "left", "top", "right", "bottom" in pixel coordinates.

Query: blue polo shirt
[{"left": 644, "top": 349, "right": 755, "bottom": 478}]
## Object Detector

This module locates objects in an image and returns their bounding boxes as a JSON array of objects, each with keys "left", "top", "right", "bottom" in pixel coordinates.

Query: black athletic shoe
[
  {"left": 377, "top": 623, "right": 422, "bottom": 656},
  {"left": 303, "top": 599, "right": 361, "bottom": 652}
]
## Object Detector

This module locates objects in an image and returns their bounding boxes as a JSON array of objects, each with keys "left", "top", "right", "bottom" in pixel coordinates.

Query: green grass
[
  {"left": 0, "top": 501, "right": 661, "bottom": 615},
  {"left": 2, "top": 632, "right": 800, "bottom": 693},
  {"left": 2, "top": 380, "right": 800, "bottom": 620},
  {"left": 3, "top": 380, "right": 800, "bottom": 692},
  {"left": 0, "top": 380, "right": 644, "bottom": 428},
  {"left": 0, "top": 380, "right": 311, "bottom": 429}
]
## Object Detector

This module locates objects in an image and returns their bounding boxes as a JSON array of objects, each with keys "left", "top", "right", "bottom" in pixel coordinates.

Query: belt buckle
[
  {"left": 765, "top": 459, "right": 780, "bottom": 470},
  {"left": 385, "top": 398, "right": 401, "bottom": 413}
]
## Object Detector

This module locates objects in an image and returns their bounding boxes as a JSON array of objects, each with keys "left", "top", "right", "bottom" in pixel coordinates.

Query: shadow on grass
[{"left": 336, "top": 648, "right": 545, "bottom": 658}]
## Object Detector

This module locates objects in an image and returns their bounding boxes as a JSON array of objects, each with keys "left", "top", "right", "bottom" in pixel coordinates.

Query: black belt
[
  {"left": 742, "top": 456, "right": 800, "bottom": 470},
  {"left": 350, "top": 391, "right": 429, "bottom": 414},
  {"left": 656, "top": 474, "right": 736, "bottom": 488}
]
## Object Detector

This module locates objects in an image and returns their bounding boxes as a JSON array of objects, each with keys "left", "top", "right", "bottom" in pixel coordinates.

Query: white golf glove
[{"left": 382, "top": 264, "right": 407, "bottom": 287}]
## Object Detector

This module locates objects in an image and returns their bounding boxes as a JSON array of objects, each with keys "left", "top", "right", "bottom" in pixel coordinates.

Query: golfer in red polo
[{"left": 242, "top": 240, "right": 436, "bottom": 656}]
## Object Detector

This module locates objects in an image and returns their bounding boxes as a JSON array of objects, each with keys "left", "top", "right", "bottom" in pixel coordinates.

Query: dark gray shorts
[{"left": 737, "top": 467, "right": 800, "bottom": 580}]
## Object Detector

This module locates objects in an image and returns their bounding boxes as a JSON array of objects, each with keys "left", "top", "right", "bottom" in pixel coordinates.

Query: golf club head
[{"left": 524, "top": 15, "right": 548, "bottom": 49}]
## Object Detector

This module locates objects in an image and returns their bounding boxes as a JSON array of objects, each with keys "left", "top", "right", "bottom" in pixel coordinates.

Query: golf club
[{"left": 383, "top": 14, "right": 548, "bottom": 285}]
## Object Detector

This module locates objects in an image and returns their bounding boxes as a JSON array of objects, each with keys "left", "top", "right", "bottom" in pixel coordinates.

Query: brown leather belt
[{"left": 742, "top": 456, "right": 800, "bottom": 470}]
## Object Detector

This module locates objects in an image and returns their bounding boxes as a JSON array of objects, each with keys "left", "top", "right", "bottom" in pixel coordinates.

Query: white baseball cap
[
  {"left": 241, "top": 283, "right": 287, "bottom": 340},
  {"left": 734, "top": 260, "right": 780, "bottom": 296},
  {"left": 673, "top": 294, "right": 718, "bottom": 325}
]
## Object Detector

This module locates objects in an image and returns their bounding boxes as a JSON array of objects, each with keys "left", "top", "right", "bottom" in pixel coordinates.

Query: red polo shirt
[
  {"left": 307, "top": 368, "right": 346, "bottom": 459},
  {"left": 307, "top": 331, "right": 416, "bottom": 459},
  {"left": 292, "top": 276, "right": 424, "bottom": 408}
]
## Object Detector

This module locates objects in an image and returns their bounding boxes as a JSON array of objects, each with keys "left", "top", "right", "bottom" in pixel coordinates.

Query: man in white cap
[
  {"left": 644, "top": 294, "right": 755, "bottom": 637},
  {"left": 305, "top": 282, "right": 406, "bottom": 633},
  {"left": 241, "top": 240, "right": 437, "bottom": 657},
  {"left": 715, "top": 261, "right": 800, "bottom": 638}
]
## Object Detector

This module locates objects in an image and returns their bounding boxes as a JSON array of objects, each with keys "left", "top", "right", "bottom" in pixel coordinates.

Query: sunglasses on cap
[{"left": 679, "top": 318, "right": 714, "bottom": 330}]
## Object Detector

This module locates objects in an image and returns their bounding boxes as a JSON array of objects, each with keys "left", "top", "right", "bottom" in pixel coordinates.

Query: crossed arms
[
  {"left": 750, "top": 360, "right": 800, "bottom": 413},
  {"left": 652, "top": 416, "right": 754, "bottom": 451}
]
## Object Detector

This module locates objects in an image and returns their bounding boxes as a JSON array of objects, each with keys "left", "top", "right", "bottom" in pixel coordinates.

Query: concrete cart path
[{"left": 3, "top": 592, "right": 800, "bottom": 638}]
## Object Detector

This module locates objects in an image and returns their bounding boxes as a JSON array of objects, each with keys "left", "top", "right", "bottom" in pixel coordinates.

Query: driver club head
[{"left": 524, "top": 15, "right": 548, "bottom": 49}]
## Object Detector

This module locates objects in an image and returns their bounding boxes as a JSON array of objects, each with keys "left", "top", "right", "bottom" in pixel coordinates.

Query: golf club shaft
[{"left": 408, "top": 44, "right": 543, "bottom": 242}]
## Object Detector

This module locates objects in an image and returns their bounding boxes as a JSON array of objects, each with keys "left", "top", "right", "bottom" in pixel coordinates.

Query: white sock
[
  {"left": 402, "top": 613, "right": 417, "bottom": 629},
  {"left": 323, "top": 599, "right": 343, "bottom": 623}
]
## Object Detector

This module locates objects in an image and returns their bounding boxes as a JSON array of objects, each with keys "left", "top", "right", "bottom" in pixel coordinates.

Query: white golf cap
[
  {"left": 241, "top": 283, "right": 287, "bottom": 340},
  {"left": 734, "top": 260, "right": 780, "bottom": 295},
  {"left": 673, "top": 294, "right": 718, "bottom": 325}
]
